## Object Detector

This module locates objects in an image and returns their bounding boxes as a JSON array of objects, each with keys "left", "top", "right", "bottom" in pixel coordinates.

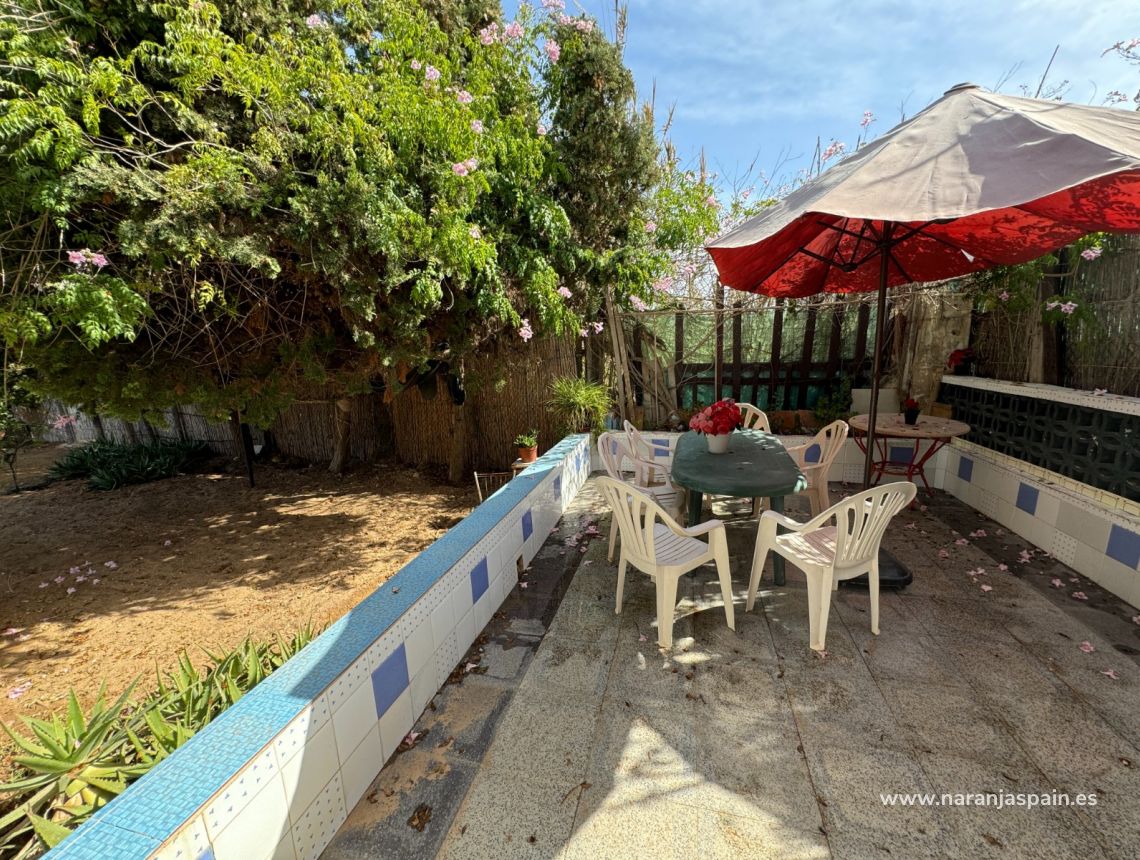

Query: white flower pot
[{"left": 706, "top": 431, "right": 731, "bottom": 454}]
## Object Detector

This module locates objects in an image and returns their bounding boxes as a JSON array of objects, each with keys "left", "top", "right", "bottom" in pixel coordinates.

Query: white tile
[
  {"left": 203, "top": 746, "right": 281, "bottom": 838},
  {"left": 340, "top": 725, "right": 384, "bottom": 809},
  {"left": 1049, "top": 530, "right": 1079, "bottom": 566},
  {"left": 280, "top": 720, "right": 340, "bottom": 823},
  {"left": 332, "top": 676, "right": 377, "bottom": 763},
  {"left": 409, "top": 665, "right": 439, "bottom": 715},
  {"left": 273, "top": 697, "right": 331, "bottom": 768},
  {"left": 1073, "top": 543, "right": 1137, "bottom": 602},
  {"left": 364, "top": 626, "right": 403, "bottom": 673},
  {"left": 403, "top": 618, "right": 433, "bottom": 677},
  {"left": 450, "top": 575, "right": 474, "bottom": 621},
  {"left": 290, "top": 772, "right": 346, "bottom": 860},
  {"left": 211, "top": 775, "right": 290, "bottom": 860},
  {"left": 150, "top": 815, "right": 210, "bottom": 860},
  {"left": 325, "top": 657, "right": 369, "bottom": 712},
  {"left": 434, "top": 630, "right": 460, "bottom": 689},
  {"left": 1036, "top": 491, "right": 1061, "bottom": 527},
  {"left": 273, "top": 833, "right": 297, "bottom": 860},
  {"left": 455, "top": 608, "right": 475, "bottom": 655},
  {"left": 378, "top": 689, "right": 415, "bottom": 759},
  {"left": 429, "top": 585, "right": 455, "bottom": 650}
]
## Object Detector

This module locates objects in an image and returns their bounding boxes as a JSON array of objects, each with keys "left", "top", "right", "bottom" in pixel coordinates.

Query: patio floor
[{"left": 324, "top": 479, "right": 1140, "bottom": 860}]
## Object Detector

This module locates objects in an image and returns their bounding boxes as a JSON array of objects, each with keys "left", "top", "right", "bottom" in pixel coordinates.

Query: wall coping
[{"left": 940, "top": 375, "right": 1140, "bottom": 417}]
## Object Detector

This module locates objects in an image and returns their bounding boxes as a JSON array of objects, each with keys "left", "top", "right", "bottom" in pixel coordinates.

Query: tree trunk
[
  {"left": 329, "top": 397, "right": 352, "bottom": 474},
  {"left": 447, "top": 399, "right": 468, "bottom": 484}
]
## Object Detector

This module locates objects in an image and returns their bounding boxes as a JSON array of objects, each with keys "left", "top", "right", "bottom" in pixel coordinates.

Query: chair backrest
[
  {"left": 810, "top": 419, "right": 849, "bottom": 468},
  {"left": 829, "top": 482, "right": 917, "bottom": 568},
  {"left": 596, "top": 475, "right": 673, "bottom": 566},
  {"left": 473, "top": 471, "right": 512, "bottom": 502},
  {"left": 597, "top": 431, "right": 640, "bottom": 483},
  {"left": 622, "top": 420, "right": 656, "bottom": 463},
  {"left": 740, "top": 404, "right": 771, "bottom": 433}
]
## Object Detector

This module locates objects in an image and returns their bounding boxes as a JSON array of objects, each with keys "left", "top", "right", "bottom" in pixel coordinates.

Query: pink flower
[
  {"left": 652, "top": 276, "right": 673, "bottom": 292},
  {"left": 545, "top": 39, "right": 560, "bottom": 63},
  {"left": 997, "top": 563, "right": 1009, "bottom": 572},
  {"left": 518, "top": 318, "right": 533, "bottom": 341},
  {"left": 89, "top": 253, "right": 109, "bottom": 268},
  {"left": 860, "top": 110, "right": 874, "bottom": 129},
  {"left": 1101, "top": 669, "right": 1119, "bottom": 680},
  {"left": 38, "top": 582, "right": 48, "bottom": 589},
  {"left": 537, "top": 122, "right": 548, "bottom": 136},
  {"left": 104, "top": 560, "right": 117, "bottom": 569},
  {"left": 468, "top": 225, "right": 481, "bottom": 239},
  {"left": 557, "top": 286, "right": 572, "bottom": 298},
  {"left": 970, "top": 529, "right": 987, "bottom": 538},
  {"left": 1050, "top": 577, "right": 1064, "bottom": 588},
  {"left": 503, "top": 21, "right": 524, "bottom": 41},
  {"left": 998, "top": 290, "right": 1010, "bottom": 302},
  {"left": 1072, "top": 591, "right": 1088, "bottom": 601},
  {"left": 592, "top": 320, "right": 604, "bottom": 333},
  {"left": 980, "top": 584, "right": 992, "bottom": 593},
  {"left": 92, "top": 578, "right": 100, "bottom": 585},
  {"left": 821, "top": 140, "right": 846, "bottom": 162},
  {"left": 410, "top": 59, "right": 422, "bottom": 70},
  {"left": 425, "top": 65, "right": 441, "bottom": 82},
  {"left": 67, "top": 250, "right": 85, "bottom": 265},
  {"left": 630, "top": 296, "right": 647, "bottom": 311},
  {"left": 1079, "top": 641, "right": 1096, "bottom": 653},
  {"left": 705, "top": 194, "right": 720, "bottom": 208},
  {"left": 645, "top": 221, "right": 657, "bottom": 233},
  {"left": 305, "top": 13, "right": 326, "bottom": 29},
  {"left": 455, "top": 89, "right": 474, "bottom": 104},
  {"left": 558, "top": 13, "right": 572, "bottom": 25},
  {"left": 938, "top": 549, "right": 950, "bottom": 559},
  {"left": 66, "top": 587, "right": 76, "bottom": 595},
  {"left": 471, "top": 119, "right": 484, "bottom": 134},
  {"left": 1017, "top": 549, "right": 1032, "bottom": 563},
  {"left": 955, "top": 538, "right": 969, "bottom": 546},
  {"left": 7, "top": 681, "right": 32, "bottom": 699},
  {"left": 1132, "top": 615, "right": 1140, "bottom": 625},
  {"left": 575, "top": 19, "right": 594, "bottom": 33},
  {"left": 164, "top": 539, "right": 172, "bottom": 546},
  {"left": 543, "top": 0, "right": 566, "bottom": 9},
  {"left": 1060, "top": 301, "right": 1078, "bottom": 315},
  {"left": 578, "top": 327, "right": 589, "bottom": 338},
  {"left": 452, "top": 162, "right": 470, "bottom": 176},
  {"left": 53, "top": 576, "right": 65, "bottom": 584},
  {"left": 1080, "top": 246, "right": 1102, "bottom": 261},
  {"left": 478, "top": 23, "right": 498, "bottom": 45}
]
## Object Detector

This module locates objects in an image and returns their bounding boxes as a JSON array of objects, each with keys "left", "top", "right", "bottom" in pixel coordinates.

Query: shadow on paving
[{"left": 325, "top": 479, "right": 1140, "bottom": 860}]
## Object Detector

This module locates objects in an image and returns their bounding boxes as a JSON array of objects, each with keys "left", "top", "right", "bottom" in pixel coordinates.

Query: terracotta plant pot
[
  {"left": 706, "top": 432, "right": 732, "bottom": 454},
  {"left": 518, "top": 445, "right": 538, "bottom": 463},
  {"left": 903, "top": 409, "right": 920, "bottom": 426}
]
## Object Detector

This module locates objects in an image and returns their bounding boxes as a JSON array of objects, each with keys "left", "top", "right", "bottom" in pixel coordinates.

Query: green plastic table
[{"left": 670, "top": 429, "right": 807, "bottom": 586}]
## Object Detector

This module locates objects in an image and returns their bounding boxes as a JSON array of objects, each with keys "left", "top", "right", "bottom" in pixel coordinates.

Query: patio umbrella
[{"left": 706, "top": 82, "right": 1140, "bottom": 486}]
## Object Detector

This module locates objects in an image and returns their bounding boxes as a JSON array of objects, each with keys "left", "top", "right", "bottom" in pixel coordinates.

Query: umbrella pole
[{"left": 862, "top": 247, "right": 890, "bottom": 489}]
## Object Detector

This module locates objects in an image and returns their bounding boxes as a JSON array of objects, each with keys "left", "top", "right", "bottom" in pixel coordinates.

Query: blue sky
[{"left": 517, "top": 0, "right": 1140, "bottom": 187}]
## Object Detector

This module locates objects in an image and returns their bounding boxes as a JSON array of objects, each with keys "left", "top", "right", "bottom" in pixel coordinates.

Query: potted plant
[
  {"left": 688, "top": 398, "right": 742, "bottom": 454},
  {"left": 514, "top": 429, "right": 538, "bottom": 463},
  {"left": 946, "top": 347, "right": 976, "bottom": 376},
  {"left": 902, "top": 397, "right": 921, "bottom": 426},
  {"left": 547, "top": 377, "right": 613, "bottom": 436}
]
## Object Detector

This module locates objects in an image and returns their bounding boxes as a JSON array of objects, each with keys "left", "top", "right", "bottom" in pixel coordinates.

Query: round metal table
[
  {"left": 670, "top": 429, "right": 806, "bottom": 585},
  {"left": 847, "top": 413, "right": 970, "bottom": 493}
]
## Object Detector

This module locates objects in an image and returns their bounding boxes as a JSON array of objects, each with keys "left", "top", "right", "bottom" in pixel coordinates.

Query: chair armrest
[
  {"left": 759, "top": 510, "right": 810, "bottom": 531},
  {"left": 676, "top": 518, "right": 725, "bottom": 538}
]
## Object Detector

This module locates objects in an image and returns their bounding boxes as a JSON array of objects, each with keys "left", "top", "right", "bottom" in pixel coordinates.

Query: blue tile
[
  {"left": 957, "top": 456, "right": 973, "bottom": 482},
  {"left": 522, "top": 509, "right": 534, "bottom": 540},
  {"left": 1015, "top": 483, "right": 1039, "bottom": 515},
  {"left": 372, "top": 644, "right": 409, "bottom": 716},
  {"left": 470, "top": 557, "right": 489, "bottom": 603},
  {"left": 197, "top": 848, "right": 215, "bottom": 860},
  {"left": 1106, "top": 524, "right": 1140, "bottom": 569},
  {"left": 44, "top": 821, "right": 159, "bottom": 859}
]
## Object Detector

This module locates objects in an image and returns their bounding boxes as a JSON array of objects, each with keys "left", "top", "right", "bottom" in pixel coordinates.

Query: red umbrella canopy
[{"left": 706, "top": 84, "right": 1140, "bottom": 297}]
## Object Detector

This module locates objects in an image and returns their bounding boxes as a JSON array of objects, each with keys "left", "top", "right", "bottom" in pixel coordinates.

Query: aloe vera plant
[{"left": 0, "top": 625, "right": 317, "bottom": 859}]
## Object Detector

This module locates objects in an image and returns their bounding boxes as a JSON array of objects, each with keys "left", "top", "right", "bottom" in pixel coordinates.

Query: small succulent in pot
[{"left": 514, "top": 429, "right": 539, "bottom": 462}]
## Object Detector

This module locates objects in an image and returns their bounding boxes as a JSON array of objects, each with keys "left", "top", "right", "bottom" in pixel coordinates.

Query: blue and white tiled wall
[
  {"left": 940, "top": 442, "right": 1140, "bottom": 607},
  {"left": 47, "top": 435, "right": 591, "bottom": 860}
]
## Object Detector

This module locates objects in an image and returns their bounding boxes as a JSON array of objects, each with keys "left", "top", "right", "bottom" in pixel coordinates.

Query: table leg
[
  {"left": 687, "top": 490, "right": 703, "bottom": 527},
  {"left": 770, "top": 495, "right": 786, "bottom": 586}
]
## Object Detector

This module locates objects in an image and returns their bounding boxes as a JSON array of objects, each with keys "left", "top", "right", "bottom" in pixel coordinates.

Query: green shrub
[
  {"left": 48, "top": 440, "right": 212, "bottom": 490},
  {"left": 0, "top": 626, "right": 317, "bottom": 859},
  {"left": 547, "top": 377, "right": 613, "bottom": 436}
]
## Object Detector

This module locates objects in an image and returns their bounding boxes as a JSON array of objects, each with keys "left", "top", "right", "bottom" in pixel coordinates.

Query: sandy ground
[{"left": 0, "top": 458, "right": 475, "bottom": 773}]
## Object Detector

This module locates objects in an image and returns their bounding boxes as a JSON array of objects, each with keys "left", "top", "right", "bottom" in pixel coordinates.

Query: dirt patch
[
  {"left": 2, "top": 443, "right": 70, "bottom": 493},
  {"left": 0, "top": 459, "right": 475, "bottom": 774}
]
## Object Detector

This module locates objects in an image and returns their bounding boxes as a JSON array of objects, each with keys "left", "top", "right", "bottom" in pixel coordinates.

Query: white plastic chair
[
  {"left": 739, "top": 404, "right": 771, "bottom": 432},
  {"left": 622, "top": 420, "right": 667, "bottom": 485},
  {"left": 784, "top": 420, "right": 849, "bottom": 516},
  {"left": 597, "top": 476, "right": 735, "bottom": 649},
  {"left": 747, "top": 482, "right": 917, "bottom": 651},
  {"left": 598, "top": 432, "right": 685, "bottom": 561}
]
